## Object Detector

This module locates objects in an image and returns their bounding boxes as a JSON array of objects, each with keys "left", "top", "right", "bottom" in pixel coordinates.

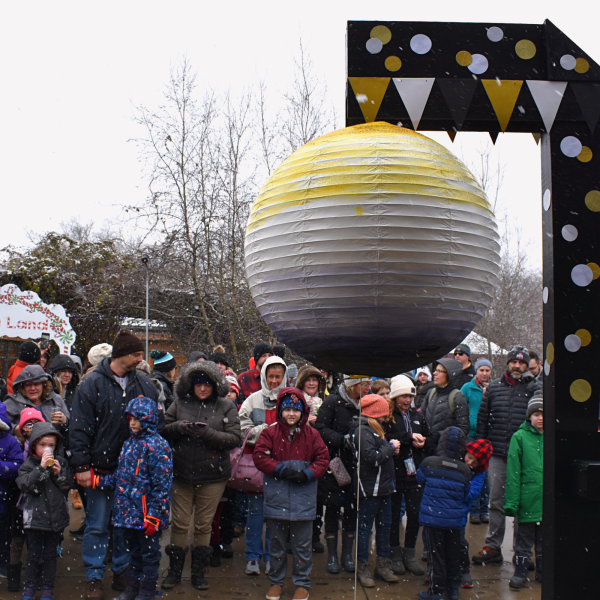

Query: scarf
[
  {"left": 339, "top": 384, "right": 360, "bottom": 410},
  {"left": 475, "top": 377, "right": 490, "bottom": 390},
  {"left": 504, "top": 370, "right": 518, "bottom": 386}
]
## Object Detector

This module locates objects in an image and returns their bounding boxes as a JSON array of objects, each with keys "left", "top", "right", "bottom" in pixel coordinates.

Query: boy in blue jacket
[
  {"left": 417, "top": 426, "right": 471, "bottom": 600},
  {"left": 91, "top": 397, "right": 173, "bottom": 600}
]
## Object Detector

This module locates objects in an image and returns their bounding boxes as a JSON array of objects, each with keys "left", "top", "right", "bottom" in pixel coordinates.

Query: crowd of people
[{"left": 0, "top": 333, "right": 544, "bottom": 600}]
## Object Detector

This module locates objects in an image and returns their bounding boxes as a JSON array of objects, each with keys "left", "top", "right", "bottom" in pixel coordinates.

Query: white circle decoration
[
  {"left": 562, "top": 224, "right": 578, "bottom": 242},
  {"left": 560, "top": 54, "right": 577, "bottom": 70},
  {"left": 565, "top": 334, "right": 582, "bottom": 352},
  {"left": 543, "top": 287, "right": 549, "bottom": 304},
  {"left": 366, "top": 38, "right": 383, "bottom": 54},
  {"left": 468, "top": 54, "right": 489, "bottom": 75},
  {"left": 543, "top": 189, "right": 551, "bottom": 211},
  {"left": 487, "top": 27, "right": 504, "bottom": 42},
  {"left": 410, "top": 34, "right": 432, "bottom": 55},
  {"left": 560, "top": 136, "right": 583, "bottom": 158},
  {"left": 544, "top": 360, "right": 551, "bottom": 376},
  {"left": 571, "top": 264, "right": 594, "bottom": 287}
]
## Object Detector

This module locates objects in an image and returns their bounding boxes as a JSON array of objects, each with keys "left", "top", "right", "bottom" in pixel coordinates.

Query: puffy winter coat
[
  {"left": 384, "top": 407, "right": 428, "bottom": 489},
  {"left": 417, "top": 426, "right": 471, "bottom": 529},
  {"left": 69, "top": 358, "right": 161, "bottom": 474},
  {"left": 351, "top": 417, "right": 396, "bottom": 498},
  {"left": 0, "top": 403, "right": 24, "bottom": 514},
  {"left": 476, "top": 371, "right": 541, "bottom": 457},
  {"left": 420, "top": 358, "right": 469, "bottom": 453},
  {"left": 163, "top": 361, "right": 242, "bottom": 485},
  {"left": 253, "top": 390, "right": 329, "bottom": 521},
  {"left": 462, "top": 471, "right": 485, "bottom": 527},
  {"left": 504, "top": 421, "right": 543, "bottom": 523},
  {"left": 16, "top": 422, "right": 71, "bottom": 532},
  {"left": 48, "top": 354, "right": 80, "bottom": 411},
  {"left": 96, "top": 397, "right": 172, "bottom": 530},
  {"left": 461, "top": 378, "right": 486, "bottom": 439}
]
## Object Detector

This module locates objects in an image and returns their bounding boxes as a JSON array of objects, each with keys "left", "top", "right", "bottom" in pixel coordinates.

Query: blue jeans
[
  {"left": 82, "top": 488, "right": 129, "bottom": 581},
  {"left": 245, "top": 494, "right": 270, "bottom": 562},
  {"left": 123, "top": 528, "right": 161, "bottom": 579},
  {"left": 357, "top": 495, "right": 392, "bottom": 563}
]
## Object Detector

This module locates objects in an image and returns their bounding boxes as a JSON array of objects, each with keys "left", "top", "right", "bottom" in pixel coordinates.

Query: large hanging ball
[{"left": 245, "top": 122, "right": 501, "bottom": 376}]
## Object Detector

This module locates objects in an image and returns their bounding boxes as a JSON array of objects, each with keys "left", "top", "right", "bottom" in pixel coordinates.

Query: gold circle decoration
[
  {"left": 575, "top": 58, "right": 590, "bottom": 74},
  {"left": 576, "top": 329, "right": 592, "bottom": 346},
  {"left": 515, "top": 39, "right": 536, "bottom": 60},
  {"left": 585, "top": 190, "right": 600, "bottom": 212},
  {"left": 570, "top": 379, "right": 592, "bottom": 402},
  {"left": 456, "top": 51, "right": 472, "bottom": 66},
  {"left": 587, "top": 263, "right": 600, "bottom": 280},
  {"left": 578, "top": 146, "right": 593, "bottom": 163},
  {"left": 385, "top": 56, "right": 402, "bottom": 72},
  {"left": 371, "top": 25, "right": 392, "bottom": 45},
  {"left": 546, "top": 342, "right": 554, "bottom": 365}
]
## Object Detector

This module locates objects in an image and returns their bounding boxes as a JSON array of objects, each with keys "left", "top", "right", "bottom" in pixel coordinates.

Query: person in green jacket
[
  {"left": 504, "top": 391, "right": 543, "bottom": 589},
  {"left": 460, "top": 359, "right": 492, "bottom": 524}
]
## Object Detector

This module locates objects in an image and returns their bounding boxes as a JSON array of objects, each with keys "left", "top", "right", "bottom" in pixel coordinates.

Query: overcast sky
[{"left": 2, "top": 0, "right": 595, "bottom": 266}]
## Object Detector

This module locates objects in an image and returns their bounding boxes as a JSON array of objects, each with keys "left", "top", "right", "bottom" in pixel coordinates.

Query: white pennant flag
[
  {"left": 393, "top": 78, "right": 435, "bottom": 130},
  {"left": 526, "top": 81, "right": 568, "bottom": 133}
]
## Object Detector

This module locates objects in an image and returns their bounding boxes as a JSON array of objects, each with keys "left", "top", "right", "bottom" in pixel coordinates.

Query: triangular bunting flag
[
  {"left": 489, "top": 132, "right": 499, "bottom": 144},
  {"left": 526, "top": 81, "right": 567, "bottom": 133},
  {"left": 532, "top": 133, "right": 541, "bottom": 145},
  {"left": 482, "top": 80, "right": 523, "bottom": 132},
  {"left": 437, "top": 79, "right": 478, "bottom": 131},
  {"left": 348, "top": 78, "right": 391, "bottom": 123},
  {"left": 447, "top": 131, "right": 457, "bottom": 142},
  {"left": 392, "top": 78, "right": 435, "bottom": 130},
  {"left": 570, "top": 83, "right": 600, "bottom": 133}
]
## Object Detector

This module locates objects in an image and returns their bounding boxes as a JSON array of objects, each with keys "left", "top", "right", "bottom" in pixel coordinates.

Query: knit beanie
[
  {"left": 416, "top": 366, "right": 431, "bottom": 381},
  {"left": 18, "top": 407, "right": 45, "bottom": 435},
  {"left": 389, "top": 375, "right": 416, "bottom": 399},
  {"left": 455, "top": 343, "right": 471, "bottom": 357},
  {"left": 253, "top": 342, "right": 273, "bottom": 365},
  {"left": 189, "top": 350, "right": 208, "bottom": 363},
  {"left": 150, "top": 350, "right": 177, "bottom": 373},
  {"left": 272, "top": 345, "right": 286, "bottom": 359},
  {"left": 506, "top": 346, "right": 530, "bottom": 366},
  {"left": 474, "top": 358, "right": 493, "bottom": 371},
  {"left": 226, "top": 375, "right": 240, "bottom": 398},
  {"left": 209, "top": 346, "right": 229, "bottom": 367},
  {"left": 527, "top": 390, "right": 543, "bottom": 419},
  {"left": 277, "top": 387, "right": 305, "bottom": 416},
  {"left": 88, "top": 343, "right": 113, "bottom": 366},
  {"left": 465, "top": 439, "right": 493, "bottom": 473},
  {"left": 193, "top": 374, "right": 214, "bottom": 386},
  {"left": 359, "top": 394, "right": 390, "bottom": 419},
  {"left": 18, "top": 341, "right": 41, "bottom": 365},
  {"left": 111, "top": 330, "right": 144, "bottom": 359}
]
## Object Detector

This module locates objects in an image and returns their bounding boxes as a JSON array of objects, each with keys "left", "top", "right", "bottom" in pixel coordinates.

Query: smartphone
[{"left": 195, "top": 422, "right": 207, "bottom": 426}]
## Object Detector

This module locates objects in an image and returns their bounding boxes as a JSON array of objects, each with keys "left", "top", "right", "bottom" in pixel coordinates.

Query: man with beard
[{"left": 472, "top": 347, "right": 541, "bottom": 565}]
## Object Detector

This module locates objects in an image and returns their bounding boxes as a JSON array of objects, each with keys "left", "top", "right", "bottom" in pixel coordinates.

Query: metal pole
[{"left": 145, "top": 265, "right": 149, "bottom": 361}]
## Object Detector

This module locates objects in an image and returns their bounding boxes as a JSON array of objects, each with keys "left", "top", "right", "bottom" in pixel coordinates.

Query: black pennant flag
[
  {"left": 489, "top": 132, "right": 499, "bottom": 144},
  {"left": 570, "top": 83, "right": 600, "bottom": 134},
  {"left": 437, "top": 79, "right": 478, "bottom": 131}
]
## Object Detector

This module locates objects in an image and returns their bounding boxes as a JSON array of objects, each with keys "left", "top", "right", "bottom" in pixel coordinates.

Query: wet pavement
[{"left": 1, "top": 506, "right": 542, "bottom": 600}]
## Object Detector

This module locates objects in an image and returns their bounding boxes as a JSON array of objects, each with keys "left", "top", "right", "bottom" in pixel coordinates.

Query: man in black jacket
[
  {"left": 472, "top": 347, "right": 541, "bottom": 565},
  {"left": 453, "top": 344, "right": 476, "bottom": 386},
  {"left": 70, "top": 330, "right": 160, "bottom": 600}
]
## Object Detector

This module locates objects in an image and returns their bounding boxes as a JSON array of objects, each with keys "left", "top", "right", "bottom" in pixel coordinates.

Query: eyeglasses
[
  {"left": 434, "top": 369, "right": 447, "bottom": 374},
  {"left": 454, "top": 351, "right": 465, "bottom": 356}
]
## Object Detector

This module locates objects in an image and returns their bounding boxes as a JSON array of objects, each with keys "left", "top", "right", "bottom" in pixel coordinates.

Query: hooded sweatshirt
[
  {"left": 16, "top": 422, "right": 71, "bottom": 531},
  {"left": 253, "top": 388, "right": 329, "bottom": 521},
  {"left": 239, "top": 356, "right": 288, "bottom": 445},
  {"left": 95, "top": 397, "right": 173, "bottom": 530},
  {"left": 0, "top": 404, "right": 24, "bottom": 514}
]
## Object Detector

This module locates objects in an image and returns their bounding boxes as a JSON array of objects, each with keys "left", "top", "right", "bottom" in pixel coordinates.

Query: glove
[
  {"left": 188, "top": 424, "right": 210, "bottom": 439},
  {"left": 343, "top": 434, "right": 354, "bottom": 452},
  {"left": 287, "top": 470, "right": 308, "bottom": 484},
  {"left": 178, "top": 421, "right": 193, "bottom": 435},
  {"left": 279, "top": 467, "right": 298, "bottom": 480},
  {"left": 143, "top": 519, "right": 159, "bottom": 536}
]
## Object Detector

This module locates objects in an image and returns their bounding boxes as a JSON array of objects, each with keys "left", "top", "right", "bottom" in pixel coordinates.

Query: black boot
[
  {"left": 136, "top": 576, "right": 159, "bottom": 599},
  {"left": 161, "top": 545, "right": 187, "bottom": 589},
  {"left": 113, "top": 569, "right": 140, "bottom": 600},
  {"left": 312, "top": 519, "right": 324, "bottom": 553},
  {"left": 191, "top": 546, "right": 212, "bottom": 590},
  {"left": 509, "top": 556, "right": 529, "bottom": 589},
  {"left": 7, "top": 562, "right": 21, "bottom": 592},
  {"left": 210, "top": 544, "right": 221, "bottom": 567},
  {"left": 535, "top": 555, "right": 542, "bottom": 583},
  {"left": 341, "top": 532, "right": 356, "bottom": 573},
  {"left": 325, "top": 534, "right": 340, "bottom": 574}
]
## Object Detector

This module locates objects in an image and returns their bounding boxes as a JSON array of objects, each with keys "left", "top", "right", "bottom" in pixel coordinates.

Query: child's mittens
[{"left": 143, "top": 517, "right": 160, "bottom": 536}]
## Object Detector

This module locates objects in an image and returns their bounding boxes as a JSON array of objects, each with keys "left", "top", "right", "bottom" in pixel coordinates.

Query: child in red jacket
[{"left": 253, "top": 388, "right": 329, "bottom": 600}]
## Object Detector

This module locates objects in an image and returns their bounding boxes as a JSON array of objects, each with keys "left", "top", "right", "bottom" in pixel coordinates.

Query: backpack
[{"left": 426, "top": 388, "right": 459, "bottom": 414}]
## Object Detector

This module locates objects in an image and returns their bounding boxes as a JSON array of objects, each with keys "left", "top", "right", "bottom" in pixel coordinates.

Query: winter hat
[
  {"left": 287, "top": 363, "right": 298, "bottom": 380},
  {"left": 278, "top": 388, "right": 305, "bottom": 416},
  {"left": 70, "top": 355, "right": 83, "bottom": 374},
  {"left": 18, "top": 341, "right": 41, "bottom": 365},
  {"left": 506, "top": 346, "right": 530, "bottom": 366},
  {"left": 359, "top": 394, "right": 390, "bottom": 419},
  {"left": 253, "top": 342, "right": 273, "bottom": 365},
  {"left": 272, "top": 345, "right": 286, "bottom": 359},
  {"left": 527, "top": 390, "right": 543, "bottom": 419},
  {"left": 189, "top": 350, "right": 208, "bottom": 362},
  {"left": 18, "top": 407, "right": 45, "bottom": 435},
  {"left": 416, "top": 366, "right": 432, "bottom": 381},
  {"left": 454, "top": 343, "right": 471, "bottom": 357},
  {"left": 150, "top": 350, "right": 177, "bottom": 373},
  {"left": 343, "top": 374, "right": 372, "bottom": 388},
  {"left": 226, "top": 375, "right": 240, "bottom": 398},
  {"left": 465, "top": 439, "right": 493, "bottom": 473},
  {"left": 88, "top": 343, "right": 113, "bottom": 366},
  {"left": 474, "top": 358, "right": 493, "bottom": 371},
  {"left": 389, "top": 375, "right": 416, "bottom": 399},
  {"left": 209, "top": 346, "right": 229, "bottom": 367},
  {"left": 111, "top": 330, "right": 144, "bottom": 359},
  {"left": 193, "top": 374, "right": 214, "bottom": 386}
]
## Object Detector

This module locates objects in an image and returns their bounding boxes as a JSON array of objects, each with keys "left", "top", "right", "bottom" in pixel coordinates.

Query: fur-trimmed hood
[
  {"left": 295, "top": 365, "right": 326, "bottom": 401},
  {"left": 175, "top": 360, "right": 230, "bottom": 399}
]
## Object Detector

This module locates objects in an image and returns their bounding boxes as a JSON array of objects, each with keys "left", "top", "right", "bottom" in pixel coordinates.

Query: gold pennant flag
[
  {"left": 447, "top": 130, "right": 457, "bottom": 142},
  {"left": 482, "top": 80, "right": 523, "bottom": 132},
  {"left": 349, "top": 78, "right": 391, "bottom": 123},
  {"left": 532, "top": 133, "right": 541, "bottom": 145}
]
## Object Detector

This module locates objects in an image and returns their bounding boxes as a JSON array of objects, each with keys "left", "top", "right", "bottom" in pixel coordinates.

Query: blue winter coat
[
  {"left": 460, "top": 379, "right": 485, "bottom": 439},
  {"left": 417, "top": 426, "right": 471, "bottom": 529},
  {"left": 461, "top": 471, "right": 485, "bottom": 527},
  {"left": 97, "top": 397, "right": 172, "bottom": 531},
  {"left": 0, "top": 403, "right": 24, "bottom": 514}
]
